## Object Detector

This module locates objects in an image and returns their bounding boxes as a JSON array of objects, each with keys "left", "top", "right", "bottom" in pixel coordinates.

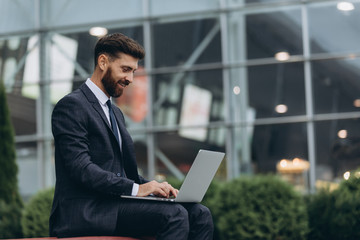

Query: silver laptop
[{"left": 121, "top": 149, "right": 225, "bottom": 203}]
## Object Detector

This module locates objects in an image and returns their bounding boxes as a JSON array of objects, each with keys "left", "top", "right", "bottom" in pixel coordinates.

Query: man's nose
[{"left": 125, "top": 72, "right": 134, "bottom": 83}]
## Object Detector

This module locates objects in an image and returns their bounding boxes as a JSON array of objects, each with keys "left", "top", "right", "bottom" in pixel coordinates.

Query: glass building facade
[{"left": 1, "top": 0, "right": 360, "bottom": 198}]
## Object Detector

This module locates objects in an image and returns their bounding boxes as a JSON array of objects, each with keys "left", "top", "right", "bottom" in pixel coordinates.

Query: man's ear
[{"left": 98, "top": 54, "right": 108, "bottom": 71}]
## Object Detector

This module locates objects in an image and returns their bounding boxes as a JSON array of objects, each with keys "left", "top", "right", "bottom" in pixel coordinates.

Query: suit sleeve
[{"left": 52, "top": 96, "right": 135, "bottom": 196}]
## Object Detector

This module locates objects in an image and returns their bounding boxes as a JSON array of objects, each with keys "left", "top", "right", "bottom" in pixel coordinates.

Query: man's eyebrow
[
  {"left": 121, "top": 65, "right": 138, "bottom": 72},
  {"left": 121, "top": 65, "right": 134, "bottom": 70}
]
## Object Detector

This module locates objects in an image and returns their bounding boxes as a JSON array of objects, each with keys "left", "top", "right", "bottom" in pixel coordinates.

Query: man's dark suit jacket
[{"left": 49, "top": 83, "right": 148, "bottom": 237}]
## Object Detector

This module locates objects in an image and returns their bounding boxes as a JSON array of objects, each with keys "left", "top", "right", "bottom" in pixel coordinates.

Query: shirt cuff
[{"left": 131, "top": 183, "right": 139, "bottom": 196}]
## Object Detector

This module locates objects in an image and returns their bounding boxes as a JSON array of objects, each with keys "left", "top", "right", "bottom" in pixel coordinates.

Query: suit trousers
[{"left": 114, "top": 198, "right": 214, "bottom": 240}]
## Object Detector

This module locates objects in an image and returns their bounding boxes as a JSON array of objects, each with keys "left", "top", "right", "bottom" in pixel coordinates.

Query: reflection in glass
[
  {"left": 251, "top": 122, "right": 309, "bottom": 191},
  {"left": 50, "top": 81, "right": 74, "bottom": 107},
  {"left": 6, "top": 87, "right": 37, "bottom": 136},
  {"left": 0, "top": 36, "right": 29, "bottom": 93},
  {"left": 244, "top": 0, "right": 299, "bottom": 4},
  {"left": 246, "top": 8, "right": 302, "bottom": 60},
  {"left": 151, "top": 0, "right": 219, "bottom": 16},
  {"left": 16, "top": 142, "right": 38, "bottom": 199},
  {"left": 152, "top": 18, "right": 221, "bottom": 68},
  {"left": 247, "top": 62, "right": 305, "bottom": 118},
  {"left": 315, "top": 119, "right": 360, "bottom": 185},
  {"left": 46, "top": 0, "right": 142, "bottom": 28},
  {"left": 0, "top": 36, "right": 37, "bottom": 135},
  {"left": 152, "top": 69, "right": 224, "bottom": 126},
  {"left": 309, "top": 2, "right": 360, "bottom": 54},
  {"left": 178, "top": 84, "right": 212, "bottom": 141},
  {"left": 154, "top": 129, "right": 226, "bottom": 180},
  {"left": 252, "top": 122, "right": 308, "bottom": 172},
  {"left": 0, "top": 0, "right": 36, "bottom": 33},
  {"left": 312, "top": 58, "right": 360, "bottom": 114},
  {"left": 22, "top": 34, "right": 78, "bottom": 103}
]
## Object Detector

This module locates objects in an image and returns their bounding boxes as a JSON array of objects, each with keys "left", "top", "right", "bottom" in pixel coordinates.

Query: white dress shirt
[{"left": 85, "top": 78, "right": 139, "bottom": 196}]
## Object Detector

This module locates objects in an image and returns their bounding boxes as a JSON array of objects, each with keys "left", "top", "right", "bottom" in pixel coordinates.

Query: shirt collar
[{"left": 85, "top": 78, "right": 110, "bottom": 106}]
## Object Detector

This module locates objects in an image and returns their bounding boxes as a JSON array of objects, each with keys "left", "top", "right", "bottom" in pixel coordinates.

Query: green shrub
[
  {"left": 166, "top": 177, "right": 183, "bottom": 189},
  {"left": 22, "top": 187, "right": 54, "bottom": 237},
  {"left": 0, "top": 79, "right": 23, "bottom": 238},
  {"left": 0, "top": 80, "right": 20, "bottom": 204},
  {"left": 305, "top": 189, "right": 334, "bottom": 240},
  {"left": 212, "top": 175, "right": 308, "bottom": 240},
  {"left": 0, "top": 200, "right": 23, "bottom": 238},
  {"left": 307, "top": 171, "right": 360, "bottom": 240},
  {"left": 200, "top": 180, "right": 224, "bottom": 240}
]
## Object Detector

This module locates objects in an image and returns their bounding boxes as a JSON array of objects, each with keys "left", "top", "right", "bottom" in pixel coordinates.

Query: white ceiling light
[
  {"left": 233, "top": 86, "right": 241, "bottom": 95},
  {"left": 275, "top": 104, "right": 288, "bottom": 114},
  {"left": 337, "top": 2, "right": 355, "bottom": 11},
  {"left": 353, "top": 99, "right": 360, "bottom": 107},
  {"left": 89, "top": 27, "right": 108, "bottom": 37},
  {"left": 275, "top": 51, "right": 290, "bottom": 61},
  {"left": 338, "top": 129, "right": 348, "bottom": 139}
]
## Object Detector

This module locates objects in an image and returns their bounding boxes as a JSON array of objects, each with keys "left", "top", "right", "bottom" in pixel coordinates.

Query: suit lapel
[{"left": 79, "top": 83, "right": 112, "bottom": 131}]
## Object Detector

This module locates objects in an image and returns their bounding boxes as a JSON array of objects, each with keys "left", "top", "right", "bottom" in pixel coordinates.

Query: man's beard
[{"left": 101, "top": 67, "right": 123, "bottom": 98}]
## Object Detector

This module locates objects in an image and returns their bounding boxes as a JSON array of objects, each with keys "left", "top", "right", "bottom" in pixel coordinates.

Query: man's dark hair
[{"left": 94, "top": 33, "right": 145, "bottom": 67}]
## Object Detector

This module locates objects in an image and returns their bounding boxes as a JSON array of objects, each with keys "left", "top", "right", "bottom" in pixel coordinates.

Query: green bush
[
  {"left": 22, "top": 187, "right": 54, "bottom": 237},
  {"left": 0, "top": 200, "right": 23, "bottom": 238},
  {"left": 0, "top": 80, "right": 20, "bottom": 204},
  {"left": 305, "top": 188, "right": 334, "bottom": 240},
  {"left": 0, "top": 79, "right": 23, "bottom": 238},
  {"left": 307, "top": 171, "right": 360, "bottom": 240},
  {"left": 212, "top": 175, "right": 308, "bottom": 240},
  {"left": 200, "top": 180, "right": 224, "bottom": 240}
]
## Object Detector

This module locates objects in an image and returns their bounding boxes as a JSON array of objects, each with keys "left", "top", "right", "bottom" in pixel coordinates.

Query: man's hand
[{"left": 137, "top": 180, "right": 179, "bottom": 198}]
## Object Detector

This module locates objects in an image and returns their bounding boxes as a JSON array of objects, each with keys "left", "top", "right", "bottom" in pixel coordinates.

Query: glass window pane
[
  {"left": 309, "top": 2, "right": 360, "bottom": 54},
  {"left": 315, "top": 119, "right": 360, "bottom": 184},
  {"left": 246, "top": 0, "right": 300, "bottom": 4},
  {"left": 247, "top": 62, "right": 305, "bottom": 118},
  {"left": 0, "top": 0, "right": 36, "bottom": 34},
  {"left": 1, "top": 35, "right": 37, "bottom": 136},
  {"left": 50, "top": 81, "right": 74, "bottom": 106},
  {"left": 150, "top": 0, "right": 219, "bottom": 16},
  {"left": 154, "top": 128, "right": 226, "bottom": 180},
  {"left": 233, "top": 126, "right": 254, "bottom": 175},
  {"left": 152, "top": 18, "right": 221, "bottom": 68},
  {"left": 312, "top": 58, "right": 360, "bottom": 114},
  {"left": 16, "top": 142, "right": 39, "bottom": 199},
  {"left": 228, "top": 0, "right": 301, "bottom": 7},
  {"left": 252, "top": 122, "right": 309, "bottom": 191},
  {"left": 46, "top": 0, "right": 143, "bottom": 28},
  {"left": 152, "top": 69, "right": 224, "bottom": 127},
  {"left": 246, "top": 8, "right": 302, "bottom": 60}
]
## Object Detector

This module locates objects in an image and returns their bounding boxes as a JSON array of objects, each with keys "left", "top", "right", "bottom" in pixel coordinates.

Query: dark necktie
[
  {"left": 106, "top": 100, "right": 120, "bottom": 145},
  {"left": 106, "top": 100, "right": 125, "bottom": 177}
]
